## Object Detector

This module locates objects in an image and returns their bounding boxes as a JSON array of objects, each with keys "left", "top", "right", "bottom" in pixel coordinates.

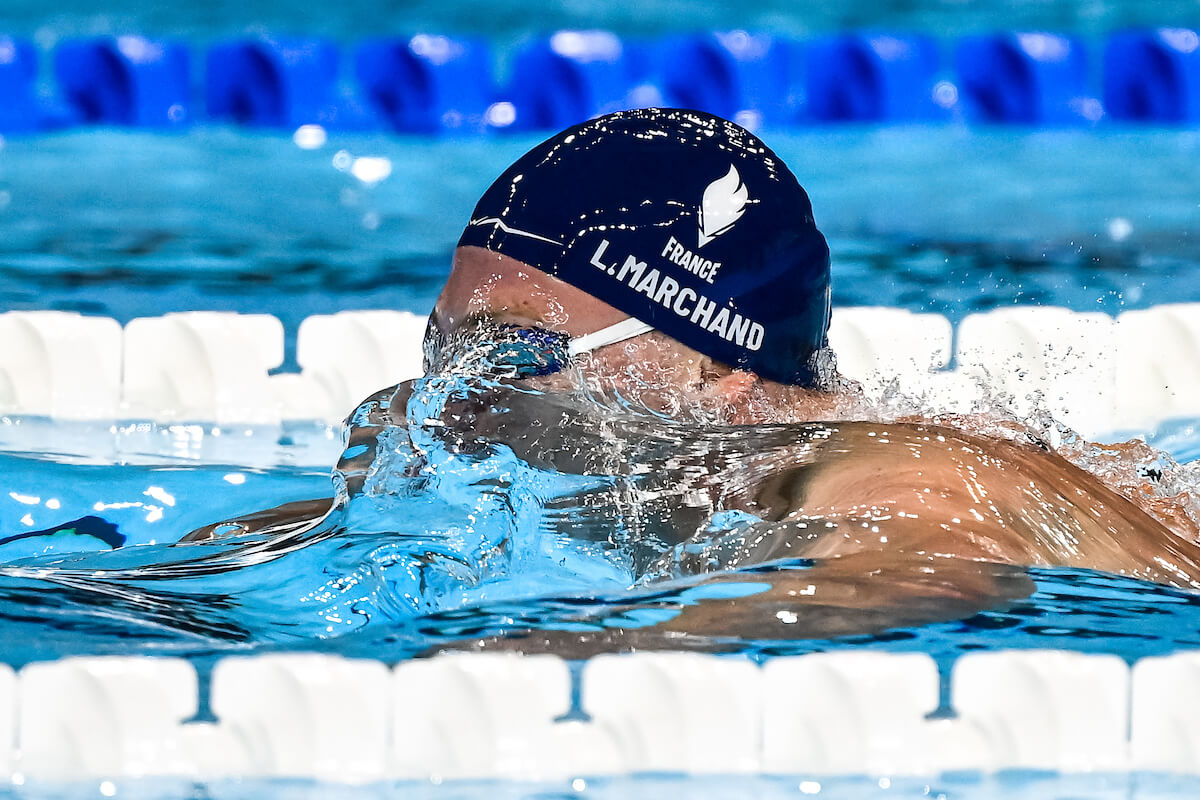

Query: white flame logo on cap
[{"left": 697, "top": 165, "right": 749, "bottom": 248}]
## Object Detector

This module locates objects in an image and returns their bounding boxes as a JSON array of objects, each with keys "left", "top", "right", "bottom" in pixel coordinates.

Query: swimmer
[{"left": 185, "top": 109, "right": 1200, "bottom": 644}]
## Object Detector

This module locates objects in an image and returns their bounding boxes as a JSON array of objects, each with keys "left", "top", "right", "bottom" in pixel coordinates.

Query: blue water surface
[
  {"left": 0, "top": 122, "right": 1195, "bottom": 666},
  {"left": 0, "top": 94, "right": 1199, "bottom": 800},
  {"left": 1, "top": 128, "right": 1198, "bottom": 366},
  {"left": 0, "top": 353, "right": 1196, "bottom": 669}
]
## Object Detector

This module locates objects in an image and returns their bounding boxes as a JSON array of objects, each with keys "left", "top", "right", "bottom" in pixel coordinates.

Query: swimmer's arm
[
  {"left": 435, "top": 552, "right": 1034, "bottom": 658},
  {"left": 179, "top": 382, "right": 413, "bottom": 544},
  {"left": 179, "top": 497, "right": 335, "bottom": 542},
  {"left": 658, "top": 551, "right": 1034, "bottom": 641}
]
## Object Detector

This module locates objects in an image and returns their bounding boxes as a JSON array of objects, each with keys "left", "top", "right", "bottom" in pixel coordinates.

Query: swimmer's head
[
  {"left": 451, "top": 108, "right": 832, "bottom": 388},
  {"left": 431, "top": 247, "right": 763, "bottom": 419}
]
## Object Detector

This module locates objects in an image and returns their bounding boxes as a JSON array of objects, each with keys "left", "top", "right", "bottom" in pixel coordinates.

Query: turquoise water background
[
  {"left": 0, "top": 94, "right": 1198, "bottom": 671},
  {"left": 1, "top": 127, "right": 1197, "bottom": 371},
  {"left": 0, "top": 4, "right": 1199, "bottom": 795},
  {"left": 0, "top": 0, "right": 1197, "bottom": 663}
]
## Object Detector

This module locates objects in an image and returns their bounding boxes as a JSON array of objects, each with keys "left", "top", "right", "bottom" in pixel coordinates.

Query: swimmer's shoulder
[{"left": 821, "top": 418, "right": 1052, "bottom": 456}]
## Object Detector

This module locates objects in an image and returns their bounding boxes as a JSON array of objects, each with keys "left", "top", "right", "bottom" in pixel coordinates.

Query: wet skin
[
  {"left": 183, "top": 246, "right": 1200, "bottom": 647},
  {"left": 410, "top": 385, "right": 1197, "bottom": 654}
]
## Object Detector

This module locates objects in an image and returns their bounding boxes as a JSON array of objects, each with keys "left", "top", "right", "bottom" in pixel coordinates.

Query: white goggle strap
[{"left": 567, "top": 317, "right": 654, "bottom": 357}]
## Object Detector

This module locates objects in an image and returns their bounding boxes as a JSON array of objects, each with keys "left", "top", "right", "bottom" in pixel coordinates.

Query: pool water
[
  {"left": 0, "top": 332, "right": 1198, "bottom": 668},
  {"left": 1, "top": 122, "right": 1200, "bottom": 800},
  {"left": 1, "top": 127, "right": 1197, "bottom": 367},
  {"left": 0, "top": 126, "right": 1199, "bottom": 668}
]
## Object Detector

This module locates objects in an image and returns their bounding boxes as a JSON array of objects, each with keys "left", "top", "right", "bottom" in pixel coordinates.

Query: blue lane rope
[{"left": 2, "top": 28, "right": 1198, "bottom": 134}]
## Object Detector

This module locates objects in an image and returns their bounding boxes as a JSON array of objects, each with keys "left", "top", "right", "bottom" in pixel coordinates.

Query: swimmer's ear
[{"left": 714, "top": 371, "right": 758, "bottom": 403}]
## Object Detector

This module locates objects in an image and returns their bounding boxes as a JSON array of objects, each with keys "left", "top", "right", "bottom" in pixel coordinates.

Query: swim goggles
[{"left": 499, "top": 317, "right": 654, "bottom": 377}]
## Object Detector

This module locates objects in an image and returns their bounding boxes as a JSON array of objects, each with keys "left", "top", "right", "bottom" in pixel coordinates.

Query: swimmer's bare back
[
  {"left": 429, "top": 378, "right": 1199, "bottom": 588},
  {"left": 713, "top": 421, "right": 1200, "bottom": 588},
  {"left": 442, "top": 423, "right": 1198, "bottom": 657},
  {"left": 471, "top": 422, "right": 1198, "bottom": 655}
]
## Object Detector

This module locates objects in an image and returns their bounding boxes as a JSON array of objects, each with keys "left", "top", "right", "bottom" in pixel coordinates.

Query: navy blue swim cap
[{"left": 457, "top": 108, "right": 832, "bottom": 387}]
